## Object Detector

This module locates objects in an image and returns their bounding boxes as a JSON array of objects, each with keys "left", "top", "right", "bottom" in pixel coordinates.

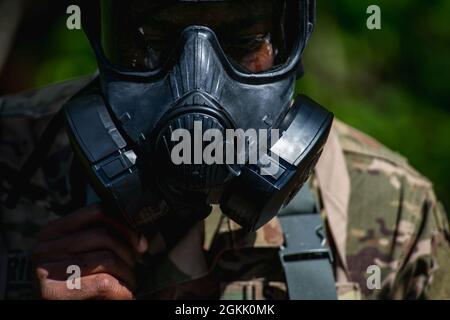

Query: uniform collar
[{"left": 315, "top": 121, "right": 350, "bottom": 274}]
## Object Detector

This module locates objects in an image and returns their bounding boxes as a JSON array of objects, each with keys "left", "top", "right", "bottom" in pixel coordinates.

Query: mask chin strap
[
  {"left": 4, "top": 110, "right": 64, "bottom": 209},
  {"left": 278, "top": 183, "right": 337, "bottom": 300}
]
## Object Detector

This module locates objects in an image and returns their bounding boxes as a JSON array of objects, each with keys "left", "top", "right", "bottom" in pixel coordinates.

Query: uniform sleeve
[
  {"left": 388, "top": 189, "right": 450, "bottom": 300},
  {"left": 424, "top": 193, "right": 450, "bottom": 299},
  {"left": 0, "top": 77, "right": 97, "bottom": 300}
]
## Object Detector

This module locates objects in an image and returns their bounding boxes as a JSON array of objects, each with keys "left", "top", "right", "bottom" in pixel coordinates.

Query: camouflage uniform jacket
[{"left": 0, "top": 77, "right": 449, "bottom": 300}]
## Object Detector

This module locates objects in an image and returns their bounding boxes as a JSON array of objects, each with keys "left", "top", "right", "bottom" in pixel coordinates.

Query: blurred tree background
[{"left": 0, "top": 0, "right": 449, "bottom": 212}]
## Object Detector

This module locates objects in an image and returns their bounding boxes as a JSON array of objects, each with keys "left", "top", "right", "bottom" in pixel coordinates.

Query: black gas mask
[{"left": 64, "top": 0, "right": 332, "bottom": 243}]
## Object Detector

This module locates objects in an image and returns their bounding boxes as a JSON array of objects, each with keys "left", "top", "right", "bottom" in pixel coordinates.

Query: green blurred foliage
[
  {"left": 299, "top": 0, "right": 450, "bottom": 211},
  {"left": 32, "top": 20, "right": 96, "bottom": 87},
  {"left": 26, "top": 1, "right": 450, "bottom": 211}
]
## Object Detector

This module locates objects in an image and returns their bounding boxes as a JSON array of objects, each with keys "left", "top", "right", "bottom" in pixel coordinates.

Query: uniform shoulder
[
  {"left": 334, "top": 119, "right": 450, "bottom": 300},
  {"left": 333, "top": 119, "right": 432, "bottom": 187},
  {"left": 0, "top": 76, "right": 94, "bottom": 118}
]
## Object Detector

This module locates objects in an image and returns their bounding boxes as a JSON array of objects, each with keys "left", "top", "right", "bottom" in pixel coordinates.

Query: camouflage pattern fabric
[{"left": 0, "top": 78, "right": 449, "bottom": 300}]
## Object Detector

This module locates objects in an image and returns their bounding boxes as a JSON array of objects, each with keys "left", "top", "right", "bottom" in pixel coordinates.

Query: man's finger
[
  {"left": 34, "top": 228, "right": 137, "bottom": 267},
  {"left": 35, "top": 250, "right": 137, "bottom": 289},
  {"left": 37, "top": 204, "right": 148, "bottom": 253},
  {"left": 39, "top": 273, "right": 134, "bottom": 300}
]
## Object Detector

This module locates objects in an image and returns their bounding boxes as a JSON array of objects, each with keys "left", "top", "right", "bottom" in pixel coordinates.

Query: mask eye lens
[{"left": 100, "top": 0, "right": 303, "bottom": 74}]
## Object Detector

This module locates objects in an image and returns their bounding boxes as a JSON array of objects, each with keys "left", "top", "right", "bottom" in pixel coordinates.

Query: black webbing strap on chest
[{"left": 278, "top": 185, "right": 337, "bottom": 300}]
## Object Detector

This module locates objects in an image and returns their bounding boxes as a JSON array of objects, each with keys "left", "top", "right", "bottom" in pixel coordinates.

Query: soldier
[{"left": 0, "top": 0, "right": 449, "bottom": 300}]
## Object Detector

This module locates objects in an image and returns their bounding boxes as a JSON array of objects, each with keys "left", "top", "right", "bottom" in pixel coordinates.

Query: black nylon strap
[{"left": 278, "top": 185, "right": 337, "bottom": 300}]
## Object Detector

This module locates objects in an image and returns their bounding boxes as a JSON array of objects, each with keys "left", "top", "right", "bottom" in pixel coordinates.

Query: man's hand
[{"left": 32, "top": 204, "right": 148, "bottom": 300}]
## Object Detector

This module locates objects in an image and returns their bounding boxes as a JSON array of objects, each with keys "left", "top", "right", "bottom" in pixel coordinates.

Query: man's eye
[
  {"left": 136, "top": 27, "right": 168, "bottom": 49},
  {"left": 145, "top": 38, "right": 167, "bottom": 50},
  {"left": 143, "top": 32, "right": 168, "bottom": 45},
  {"left": 227, "top": 34, "right": 272, "bottom": 51}
]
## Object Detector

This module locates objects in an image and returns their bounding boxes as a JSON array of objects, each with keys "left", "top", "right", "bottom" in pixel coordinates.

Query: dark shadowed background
[{"left": 0, "top": 0, "right": 449, "bottom": 213}]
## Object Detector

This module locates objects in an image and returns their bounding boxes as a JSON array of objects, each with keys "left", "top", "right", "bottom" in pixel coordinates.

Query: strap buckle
[
  {"left": 277, "top": 185, "right": 337, "bottom": 300},
  {"left": 279, "top": 214, "right": 333, "bottom": 261}
]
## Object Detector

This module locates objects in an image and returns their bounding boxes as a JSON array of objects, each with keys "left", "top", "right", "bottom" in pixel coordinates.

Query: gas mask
[{"left": 65, "top": 0, "right": 332, "bottom": 243}]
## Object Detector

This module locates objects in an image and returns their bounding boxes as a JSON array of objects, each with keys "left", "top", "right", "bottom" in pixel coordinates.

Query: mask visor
[{"left": 100, "top": 0, "right": 306, "bottom": 74}]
